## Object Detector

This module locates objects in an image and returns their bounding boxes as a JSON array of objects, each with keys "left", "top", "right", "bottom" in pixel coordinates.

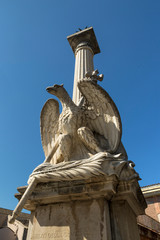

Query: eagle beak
[{"left": 46, "top": 86, "right": 56, "bottom": 93}]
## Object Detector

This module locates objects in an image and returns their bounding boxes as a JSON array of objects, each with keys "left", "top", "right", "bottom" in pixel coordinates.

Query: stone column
[
  {"left": 67, "top": 27, "right": 100, "bottom": 105},
  {"left": 72, "top": 42, "right": 94, "bottom": 104}
]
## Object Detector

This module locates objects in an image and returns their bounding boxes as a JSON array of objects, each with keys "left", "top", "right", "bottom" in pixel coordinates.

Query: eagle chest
[{"left": 59, "top": 110, "right": 78, "bottom": 134}]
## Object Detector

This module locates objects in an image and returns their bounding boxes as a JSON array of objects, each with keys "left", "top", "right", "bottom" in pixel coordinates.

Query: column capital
[
  {"left": 67, "top": 27, "right": 100, "bottom": 55},
  {"left": 75, "top": 42, "right": 94, "bottom": 56}
]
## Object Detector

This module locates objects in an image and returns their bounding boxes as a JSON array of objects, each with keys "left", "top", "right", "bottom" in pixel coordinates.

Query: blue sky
[{"left": 0, "top": 0, "right": 160, "bottom": 211}]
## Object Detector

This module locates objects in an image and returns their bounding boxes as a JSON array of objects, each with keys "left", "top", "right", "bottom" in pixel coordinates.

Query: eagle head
[{"left": 46, "top": 84, "right": 64, "bottom": 97}]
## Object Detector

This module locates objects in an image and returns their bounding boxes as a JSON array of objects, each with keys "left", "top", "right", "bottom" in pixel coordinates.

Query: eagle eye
[
  {"left": 53, "top": 84, "right": 64, "bottom": 88},
  {"left": 53, "top": 84, "right": 60, "bottom": 88}
]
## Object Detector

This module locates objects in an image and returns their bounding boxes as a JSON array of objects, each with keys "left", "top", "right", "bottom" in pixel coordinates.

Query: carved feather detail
[
  {"left": 28, "top": 152, "right": 137, "bottom": 185},
  {"left": 40, "top": 99, "right": 60, "bottom": 158},
  {"left": 40, "top": 80, "right": 122, "bottom": 164},
  {"left": 28, "top": 153, "right": 118, "bottom": 183},
  {"left": 78, "top": 80, "right": 122, "bottom": 153}
]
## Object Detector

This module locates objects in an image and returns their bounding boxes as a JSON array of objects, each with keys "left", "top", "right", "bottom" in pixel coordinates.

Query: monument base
[
  {"left": 28, "top": 199, "right": 111, "bottom": 240},
  {"left": 15, "top": 176, "right": 146, "bottom": 240}
]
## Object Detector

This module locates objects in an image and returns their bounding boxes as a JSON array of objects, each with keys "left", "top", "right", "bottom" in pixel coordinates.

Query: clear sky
[{"left": 0, "top": 0, "right": 160, "bottom": 212}]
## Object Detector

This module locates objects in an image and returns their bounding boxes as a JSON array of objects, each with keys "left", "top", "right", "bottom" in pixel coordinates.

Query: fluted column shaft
[{"left": 72, "top": 44, "right": 94, "bottom": 105}]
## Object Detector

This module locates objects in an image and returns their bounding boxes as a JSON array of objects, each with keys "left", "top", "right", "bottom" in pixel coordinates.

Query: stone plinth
[
  {"left": 15, "top": 176, "right": 146, "bottom": 240},
  {"left": 27, "top": 199, "right": 111, "bottom": 240}
]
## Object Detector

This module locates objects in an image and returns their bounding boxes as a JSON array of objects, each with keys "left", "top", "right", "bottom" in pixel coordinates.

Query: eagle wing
[
  {"left": 78, "top": 80, "right": 122, "bottom": 153},
  {"left": 40, "top": 99, "right": 60, "bottom": 158}
]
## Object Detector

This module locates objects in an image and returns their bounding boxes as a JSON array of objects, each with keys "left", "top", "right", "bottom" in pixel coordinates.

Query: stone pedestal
[
  {"left": 16, "top": 177, "right": 146, "bottom": 240},
  {"left": 27, "top": 199, "right": 111, "bottom": 240},
  {"left": 109, "top": 180, "right": 146, "bottom": 240}
]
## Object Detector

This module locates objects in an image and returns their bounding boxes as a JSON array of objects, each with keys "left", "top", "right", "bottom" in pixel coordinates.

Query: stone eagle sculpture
[
  {"left": 40, "top": 78, "right": 122, "bottom": 165},
  {"left": 10, "top": 73, "right": 134, "bottom": 224}
]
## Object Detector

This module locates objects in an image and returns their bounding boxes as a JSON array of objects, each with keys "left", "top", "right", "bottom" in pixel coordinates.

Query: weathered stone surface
[
  {"left": 24, "top": 178, "right": 145, "bottom": 240},
  {"left": 27, "top": 199, "right": 111, "bottom": 240},
  {"left": 20, "top": 175, "right": 118, "bottom": 211},
  {"left": 112, "top": 180, "right": 147, "bottom": 216},
  {"left": 110, "top": 200, "right": 140, "bottom": 240}
]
